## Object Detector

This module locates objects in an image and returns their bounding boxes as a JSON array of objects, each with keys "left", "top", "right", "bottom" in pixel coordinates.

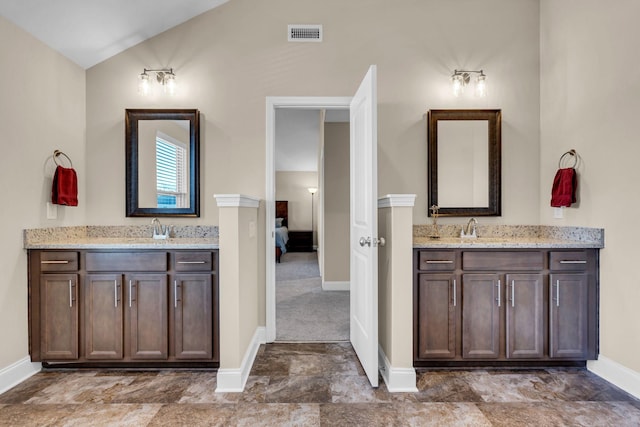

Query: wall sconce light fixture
[
  {"left": 451, "top": 69, "right": 487, "bottom": 98},
  {"left": 138, "top": 68, "right": 177, "bottom": 96}
]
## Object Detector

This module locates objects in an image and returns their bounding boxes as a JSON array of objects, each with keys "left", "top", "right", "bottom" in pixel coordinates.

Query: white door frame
[{"left": 265, "top": 96, "right": 352, "bottom": 342}]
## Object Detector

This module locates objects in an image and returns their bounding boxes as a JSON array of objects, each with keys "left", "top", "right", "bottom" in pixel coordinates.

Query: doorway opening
[
  {"left": 272, "top": 106, "right": 351, "bottom": 342},
  {"left": 265, "top": 97, "right": 351, "bottom": 342}
]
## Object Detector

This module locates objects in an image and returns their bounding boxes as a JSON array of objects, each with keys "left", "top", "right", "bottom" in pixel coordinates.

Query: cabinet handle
[
  {"left": 559, "top": 260, "right": 587, "bottom": 264},
  {"left": 511, "top": 280, "right": 515, "bottom": 307},
  {"left": 425, "top": 260, "right": 453, "bottom": 264},
  {"left": 129, "top": 280, "right": 133, "bottom": 307},
  {"left": 177, "top": 261, "right": 206, "bottom": 264},
  {"left": 69, "top": 279, "right": 73, "bottom": 307},
  {"left": 114, "top": 280, "right": 118, "bottom": 307},
  {"left": 174, "top": 280, "right": 178, "bottom": 308},
  {"left": 42, "top": 260, "right": 70, "bottom": 264},
  {"left": 556, "top": 280, "right": 560, "bottom": 307},
  {"left": 452, "top": 279, "right": 457, "bottom": 307},
  {"left": 496, "top": 280, "right": 501, "bottom": 307}
]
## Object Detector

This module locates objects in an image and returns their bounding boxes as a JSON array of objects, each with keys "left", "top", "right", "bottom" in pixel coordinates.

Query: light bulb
[
  {"left": 475, "top": 74, "right": 487, "bottom": 98},
  {"left": 164, "top": 73, "right": 177, "bottom": 96},
  {"left": 138, "top": 73, "right": 150, "bottom": 96},
  {"left": 451, "top": 74, "right": 464, "bottom": 97}
]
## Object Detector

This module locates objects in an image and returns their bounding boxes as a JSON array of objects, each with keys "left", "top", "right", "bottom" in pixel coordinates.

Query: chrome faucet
[
  {"left": 461, "top": 218, "right": 478, "bottom": 238},
  {"left": 151, "top": 218, "right": 168, "bottom": 239}
]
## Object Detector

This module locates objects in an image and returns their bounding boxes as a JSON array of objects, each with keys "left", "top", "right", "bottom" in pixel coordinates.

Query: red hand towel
[
  {"left": 52, "top": 165, "right": 78, "bottom": 206},
  {"left": 550, "top": 167, "right": 576, "bottom": 207}
]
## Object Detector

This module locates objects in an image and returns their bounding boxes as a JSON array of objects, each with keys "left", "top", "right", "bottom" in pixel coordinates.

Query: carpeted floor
[{"left": 276, "top": 252, "right": 349, "bottom": 342}]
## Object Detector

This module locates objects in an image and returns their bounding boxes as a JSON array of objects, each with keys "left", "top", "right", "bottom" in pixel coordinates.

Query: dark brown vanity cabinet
[
  {"left": 414, "top": 250, "right": 458, "bottom": 359},
  {"left": 414, "top": 248, "right": 598, "bottom": 367},
  {"left": 29, "top": 249, "right": 219, "bottom": 367},
  {"left": 84, "top": 273, "right": 124, "bottom": 360},
  {"left": 172, "top": 251, "right": 216, "bottom": 360},
  {"left": 548, "top": 251, "right": 595, "bottom": 359},
  {"left": 37, "top": 252, "right": 80, "bottom": 360}
]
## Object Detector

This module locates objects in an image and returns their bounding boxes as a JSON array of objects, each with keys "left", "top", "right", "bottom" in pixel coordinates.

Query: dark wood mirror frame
[
  {"left": 125, "top": 108, "right": 200, "bottom": 217},
  {"left": 428, "top": 109, "right": 501, "bottom": 217}
]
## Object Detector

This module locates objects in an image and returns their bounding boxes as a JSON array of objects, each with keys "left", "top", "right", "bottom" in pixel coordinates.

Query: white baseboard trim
[
  {"left": 322, "top": 281, "right": 350, "bottom": 291},
  {"left": 588, "top": 355, "right": 640, "bottom": 399},
  {"left": 0, "top": 357, "right": 41, "bottom": 395},
  {"left": 378, "top": 346, "right": 418, "bottom": 392},
  {"left": 216, "top": 327, "right": 266, "bottom": 393}
]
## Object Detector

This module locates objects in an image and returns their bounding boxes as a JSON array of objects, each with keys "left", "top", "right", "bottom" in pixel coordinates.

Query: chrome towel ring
[
  {"left": 558, "top": 149, "right": 578, "bottom": 169},
  {"left": 53, "top": 150, "right": 73, "bottom": 168}
]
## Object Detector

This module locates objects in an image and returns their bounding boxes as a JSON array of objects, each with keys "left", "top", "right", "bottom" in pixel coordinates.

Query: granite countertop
[
  {"left": 23, "top": 225, "right": 219, "bottom": 250},
  {"left": 412, "top": 225, "right": 604, "bottom": 249},
  {"left": 25, "top": 237, "right": 219, "bottom": 250},
  {"left": 413, "top": 236, "right": 602, "bottom": 249}
]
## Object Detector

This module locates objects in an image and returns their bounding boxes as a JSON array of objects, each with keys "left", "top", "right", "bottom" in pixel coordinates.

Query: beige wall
[
  {"left": 323, "top": 123, "right": 350, "bottom": 282},
  {"left": 275, "top": 171, "right": 318, "bottom": 231},
  {"left": 540, "top": 0, "right": 640, "bottom": 373},
  {"left": 84, "top": 0, "right": 541, "bottom": 332},
  {"left": 0, "top": 16, "right": 86, "bottom": 370},
  {"left": 83, "top": 0, "right": 541, "bottom": 228}
]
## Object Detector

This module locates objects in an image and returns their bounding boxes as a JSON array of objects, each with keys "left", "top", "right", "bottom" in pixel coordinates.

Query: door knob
[
  {"left": 359, "top": 237, "right": 371, "bottom": 247},
  {"left": 375, "top": 237, "right": 386, "bottom": 247}
]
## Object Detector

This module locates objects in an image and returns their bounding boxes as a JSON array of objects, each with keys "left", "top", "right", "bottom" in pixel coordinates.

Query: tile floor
[{"left": 1, "top": 343, "right": 640, "bottom": 426}]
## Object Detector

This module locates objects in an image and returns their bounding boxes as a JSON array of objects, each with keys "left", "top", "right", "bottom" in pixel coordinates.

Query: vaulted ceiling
[{"left": 0, "top": 0, "right": 229, "bottom": 69}]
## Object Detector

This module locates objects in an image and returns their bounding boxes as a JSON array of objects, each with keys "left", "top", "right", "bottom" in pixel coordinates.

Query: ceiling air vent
[{"left": 288, "top": 25, "right": 323, "bottom": 42}]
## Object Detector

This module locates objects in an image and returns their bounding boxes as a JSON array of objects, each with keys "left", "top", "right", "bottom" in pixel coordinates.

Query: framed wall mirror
[
  {"left": 125, "top": 109, "right": 200, "bottom": 217},
  {"left": 428, "top": 109, "right": 501, "bottom": 217}
]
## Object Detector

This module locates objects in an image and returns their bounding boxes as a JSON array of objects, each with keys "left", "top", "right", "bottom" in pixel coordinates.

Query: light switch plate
[
  {"left": 46, "top": 202, "right": 58, "bottom": 220},
  {"left": 249, "top": 221, "right": 256, "bottom": 238}
]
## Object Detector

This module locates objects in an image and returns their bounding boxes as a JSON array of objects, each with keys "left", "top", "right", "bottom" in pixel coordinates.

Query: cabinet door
[
  {"left": 462, "top": 274, "right": 500, "bottom": 359},
  {"left": 549, "top": 273, "right": 588, "bottom": 358},
  {"left": 85, "top": 274, "right": 123, "bottom": 360},
  {"left": 126, "top": 274, "right": 168, "bottom": 360},
  {"left": 416, "top": 273, "right": 457, "bottom": 359},
  {"left": 40, "top": 274, "right": 79, "bottom": 360},
  {"left": 505, "top": 273, "right": 544, "bottom": 359},
  {"left": 172, "top": 274, "right": 213, "bottom": 359}
]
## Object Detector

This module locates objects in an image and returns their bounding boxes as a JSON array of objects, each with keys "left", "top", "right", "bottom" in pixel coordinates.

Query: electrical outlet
[
  {"left": 554, "top": 207, "right": 564, "bottom": 219},
  {"left": 46, "top": 202, "right": 58, "bottom": 220}
]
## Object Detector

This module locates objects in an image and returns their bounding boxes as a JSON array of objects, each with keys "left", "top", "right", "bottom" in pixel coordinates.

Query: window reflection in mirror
[{"left": 138, "top": 120, "right": 190, "bottom": 209}]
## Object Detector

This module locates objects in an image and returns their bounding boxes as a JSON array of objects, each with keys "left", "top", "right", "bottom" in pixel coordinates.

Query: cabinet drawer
[
  {"left": 174, "top": 251, "right": 213, "bottom": 271},
  {"left": 418, "top": 251, "right": 456, "bottom": 271},
  {"left": 85, "top": 252, "right": 167, "bottom": 272},
  {"left": 549, "top": 251, "right": 589, "bottom": 271},
  {"left": 463, "top": 251, "right": 544, "bottom": 271},
  {"left": 39, "top": 251, "right": 79, "bottom": 271}
]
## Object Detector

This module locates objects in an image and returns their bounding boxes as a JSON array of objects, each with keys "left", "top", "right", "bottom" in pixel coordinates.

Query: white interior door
[{"left": 350, "top": 65, "right": 379, "bottom": 387}]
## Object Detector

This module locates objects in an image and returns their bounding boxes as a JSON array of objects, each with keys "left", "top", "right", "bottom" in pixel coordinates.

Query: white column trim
[
  {"left": 214, "top": 194, "right": 260, "bottom": 208},
  {"left": 588, "top": 355, "right": 640, "bottom": 399},
  {"left": 0, "top": 357, "right": 41, "bottom": 395},
  {"left": 216, "top": 327, "right": 266, "bottom": 393},
  {"left": 378, "top": 194, "right": 416, "bottom": 208},
  {"left": 378, "top": 346, "right": 418, "bottom": 392}
]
